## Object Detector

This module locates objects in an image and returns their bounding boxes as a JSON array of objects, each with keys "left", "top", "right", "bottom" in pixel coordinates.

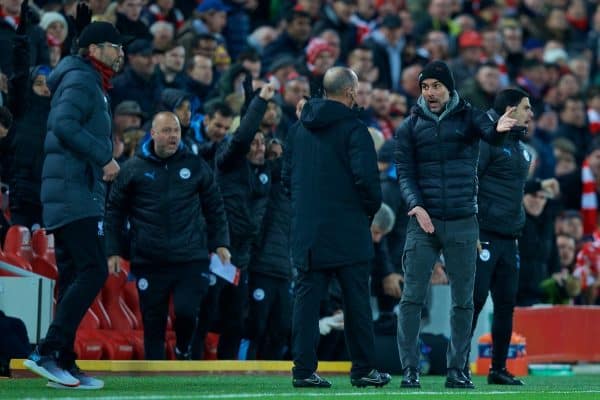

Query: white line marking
[{"left": 11, "top": 390, "right": 600, "bottom": 400}]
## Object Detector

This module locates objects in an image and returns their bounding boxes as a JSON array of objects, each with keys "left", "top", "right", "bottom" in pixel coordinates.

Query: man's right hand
[
  {"left": 103, "top": 159, "right": 120, "bottom": 182},
  {"left": 107, "top": 255, "right": 121, "bottom": 275},
  {"left": 408, "top": 206, "right": 434, "bottom": 233},
  {"left": 382, "top": 273, "right": 403, "bottom": 298},
  {"left": 258, "top": 82, "right": 276, "bottom": 101}
]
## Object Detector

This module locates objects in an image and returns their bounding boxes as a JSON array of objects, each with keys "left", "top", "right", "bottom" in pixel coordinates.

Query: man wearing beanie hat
[
  {"left": 24, "top": 21, "right": 128, "bottom": 390},
  {"left": 395, "top": 60, "right": 518, "bottom": 390}
]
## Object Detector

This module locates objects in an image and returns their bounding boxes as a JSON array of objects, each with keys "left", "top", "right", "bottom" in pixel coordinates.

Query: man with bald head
[
  {"left": 105, "top": 111, "right": 230, "bottom": 360},
  {"left": 284, "top": 67, "right": 391, "bottom": 389}
]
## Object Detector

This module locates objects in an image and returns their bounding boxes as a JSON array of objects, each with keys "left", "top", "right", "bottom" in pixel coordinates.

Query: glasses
[{"left": 100, "top": 43, "right": 123, "bottom": 51}]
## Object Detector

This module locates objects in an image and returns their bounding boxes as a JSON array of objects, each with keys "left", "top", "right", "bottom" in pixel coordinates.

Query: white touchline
[{"left": 11, "top": 390, "right": 600, "bottom": 400}]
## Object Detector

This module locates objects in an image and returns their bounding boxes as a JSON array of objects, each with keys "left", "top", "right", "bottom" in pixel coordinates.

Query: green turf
[{"left": 1, "top": 374, "right": 599, "bottom": 399}]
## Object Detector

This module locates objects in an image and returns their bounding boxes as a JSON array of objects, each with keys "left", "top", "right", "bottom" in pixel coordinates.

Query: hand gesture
[
  {"left": 408, "top": 206, "right": 434, "bottom": 233},
  {"left": 15, "top": 1, "right": 28, "bottom": 35},
  {"left": 75, "top": 2, "right": 93, "bottom": 34},
  {"left": 216, "top": 246, "right": 231, "bottom": 265},
  {"left": 107, "top": 255, "right": 121, "bottom": 275},
  {"left": 496, "top": 106, "right": 518, "bottom": 133},
  {"left": 103, "top": 159, "right": 120, "bottom": 182},
  {"left": 541, "top": 178, "right": 560, "bottom": 198},
  {"left": 382, "top": 273, "right": 403, "bottom": 298},
  {"left": 258, "top": 82, "right": 276, "bottom": 101}
]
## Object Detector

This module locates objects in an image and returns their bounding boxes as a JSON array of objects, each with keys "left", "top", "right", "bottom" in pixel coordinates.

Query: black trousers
[
  {"left": 40, "top": 217, "right": 108, "bottom": 367},
  {"left": 132, "top": 263, "right": 209, "bottom": 360},
  {"left": 470, "top": 230, "right": 519, "bottom": 371},
  {"left": 192, "top": 270, "right": 249, "bottom": 360},
  {"left": 292, "top": 262, "right": 375, "bottom": 379},
  {"left": 246, "top": 272, "right": 292, "bottom": 360}
]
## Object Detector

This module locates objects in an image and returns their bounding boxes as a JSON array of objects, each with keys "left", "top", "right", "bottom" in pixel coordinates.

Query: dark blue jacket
[
  {"left": 41, "top": 56, "right": 113, "bottom": 230},
  {"left": 283, "top": 98, "right": 382, "bottom": 269},
  {"left": 110, "top": 67, "right": 163, "bottom": 116}
]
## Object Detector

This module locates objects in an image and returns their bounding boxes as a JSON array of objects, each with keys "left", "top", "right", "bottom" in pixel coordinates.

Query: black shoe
[
  {"left": 445, "top": 368, "right": 475, "bottom": 389},
  {"left": 351, "top": 369, "right": 391, "bottom": 388},
  {"left": 463, "top": 365, "right": 472, "bottom": 380},
  {"left": 400, "top": 367, "right": 421, "bottom": 388},
  {"left": 488, "top": 368, "right": 524, "bottom": 385},
  {"left": 293, "top": 373, "right": 332, "bottom": 388},
  {"left": 175, "top": 347, "right": 191, "bottom": 360},
  {"left": 0, "top": 359, "right": 10, "bottom": 378}
]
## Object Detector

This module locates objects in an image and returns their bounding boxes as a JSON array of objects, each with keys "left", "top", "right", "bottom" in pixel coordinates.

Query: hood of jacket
[
  {"left": 47, "top": 55, "right": 100, "bottom": 94},
  {"left": 160, "top": 88, "right": 190, "bottom": 111},
  {"left": 300, "top": 98, "right": 357, "bottom": 131}
]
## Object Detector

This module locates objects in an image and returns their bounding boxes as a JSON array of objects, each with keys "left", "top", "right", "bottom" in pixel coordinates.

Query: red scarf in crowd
[
  {"left": 87, "top": 55, "right": 115, "bottom": 93},
  {"left": 0, "top": 8, "right": 20, "bottom": 29},
  {"left": 581, "top": 158, "right": 598, "bottom": 235}
]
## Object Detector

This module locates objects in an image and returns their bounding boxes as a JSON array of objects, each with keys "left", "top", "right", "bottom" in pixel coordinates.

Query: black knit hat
[{"left": 418, "top": 60, "right": 455, "bottom": 92}]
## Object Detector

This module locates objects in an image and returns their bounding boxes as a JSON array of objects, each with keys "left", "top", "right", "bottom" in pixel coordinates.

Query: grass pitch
[{"left": 1, "top": 374, "right": 599, "bottom": 400}]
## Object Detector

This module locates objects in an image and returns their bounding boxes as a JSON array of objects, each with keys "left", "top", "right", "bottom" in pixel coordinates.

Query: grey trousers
[{"left": 397, "top": 215, "right": 478, "bottom": 371}]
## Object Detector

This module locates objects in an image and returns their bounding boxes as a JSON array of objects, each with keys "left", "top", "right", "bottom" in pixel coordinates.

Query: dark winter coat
[
  {"left": 105, "top": 141, "right": 229, "bottom": 267},
  {"left": 477, "top": 125, "right": 531, "bottom": 237},
  {"left": 249, "top": 158, "right": 292, "bottom": 280},
  {"left": 283, "top": 98, "right": 382, "bottom": 270},
  {"left": 216, "top": 96, "right": 270, "bottom": 269},
  {"left": 110, "top": 67, "right": 163, "bottom": 116},
  {"left": 0, "top": 19, "right": 48, "bottom": 77},
  {"left": 41, "top": 56, "right": 113, "bottom": 230},
  {"left": 380, "top": 167, "right": 408, "bottom": 270},
  {"left": 394, "top": 93, "right": 502, "bottom": 220}
]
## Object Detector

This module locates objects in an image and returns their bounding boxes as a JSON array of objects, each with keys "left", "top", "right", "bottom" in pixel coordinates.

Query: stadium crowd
[{"left": 0, "top": 0, "right": 600, "bottom": 368}]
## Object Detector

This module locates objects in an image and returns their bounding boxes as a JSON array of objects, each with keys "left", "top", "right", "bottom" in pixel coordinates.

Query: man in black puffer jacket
[
  {"left": 284, "top": 67, "right": 390, "bottom": 389},
  {"left": 105, "top": 111, "right": 230, "bottom": 360},
  {"left": 246, "top": 139, "right": 293, "bottom": 361},
  {"left": 469, "top": 89, "right": 534, "bottom": 386},
  {"left": 395, "top": 60, "right": 517, "bottom": 390},
  {"left": 193, "top": 83, "right": 275, "bottom": 360},
  {"left": 25, "top": 22, "right": 123, "bottom": 389}
]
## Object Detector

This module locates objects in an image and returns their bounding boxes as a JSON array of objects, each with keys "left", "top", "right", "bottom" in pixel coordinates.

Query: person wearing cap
[
  {"left": 449, "top": 30, "right": 483, "bottom": 87},
  {"left": 24, "top": 21, "right": 126, "bottom": 389},
  {"left": 468, "top": 88, "right": 537, "bottom": 386},
  {"left": 114, "top": 100, "right": 144, "bottom": 136},
  {"left": 395, "top": 60, "right": 517, "bottom": 390},
  {"left": 111, "top": 38, "right": 163, "bottom": 116},
  {"left": 284, "top": 66, "right": 391, "bottom": 389}
]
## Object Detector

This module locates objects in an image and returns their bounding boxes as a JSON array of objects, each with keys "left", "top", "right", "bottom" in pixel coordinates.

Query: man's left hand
[{"left": 496, "top": 106, "right": 518, "bottom": 133}]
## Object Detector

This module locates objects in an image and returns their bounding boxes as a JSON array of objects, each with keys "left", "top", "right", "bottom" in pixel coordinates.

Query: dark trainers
[
  {"left": 488, "top": 368, "right": 524, "bottom": 385},
  {"left": 351, "top": 369, "right": 391, "bottom": 387},
  {"left": 0, "top": 359, "right": 10, "bottom": 378},
  {"left": 175, "top": 347, "right": 192, "bottom": 360},
  {"left": 47, "top": 364, "right": 104, "bottom": 390},
  {"left": 23, "top": 350, "right": 79, "bottom": 387},
  {"left": 400, "top": 367, "right": 421, "bottom": 388},
  {"left": 292, "top": 373, "right": 332, "bottom": 388},
  {"left": 445, "top": 368, "right": 475, "bottom": 389}
]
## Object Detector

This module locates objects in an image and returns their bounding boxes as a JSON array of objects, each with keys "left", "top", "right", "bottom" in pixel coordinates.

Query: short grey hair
[
  {"left": 372, "top": 203, "right": 396, "bottom": 234},
  {"left": 323, "top": 67, "right": 357, "bottom": 97}
]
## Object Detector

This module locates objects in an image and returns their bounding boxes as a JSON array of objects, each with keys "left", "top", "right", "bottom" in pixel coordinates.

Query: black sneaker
[
  {"left": 175, "top": 347, "right": 192, "bottom": 360},
  {"left": 488, "top": 368, "right": 524, "bottom": 385},
  {"left": 292, "top": 372, "right": 332, "bottom": 388},
  {"left": 445, "top": 368, "right": 475, "bottom": 389},
  {"left": 351, "top": 369, "right": 391, "bottom": 388},
  {"left": 400, "top": 367, "right": 421, "bottom": 388}
]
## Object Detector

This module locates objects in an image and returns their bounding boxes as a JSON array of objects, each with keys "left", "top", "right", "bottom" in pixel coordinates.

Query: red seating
[
  {"left": 0, "top": 248, "right": 20, "bottom": 276},
  {"left": 2, "top": 225, "right": 32, "bottom": 271},
  {"left": 31, "top": 229, "right": 58, "bottom": 280}
]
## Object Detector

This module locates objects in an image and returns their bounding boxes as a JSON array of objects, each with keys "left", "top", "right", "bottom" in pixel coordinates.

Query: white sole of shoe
[
  {"left": 23, "top": 360, "right": 80, "bottom": 387},
  {"left": 47, "top": 381, "right": 104, "bottom": 390}
]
